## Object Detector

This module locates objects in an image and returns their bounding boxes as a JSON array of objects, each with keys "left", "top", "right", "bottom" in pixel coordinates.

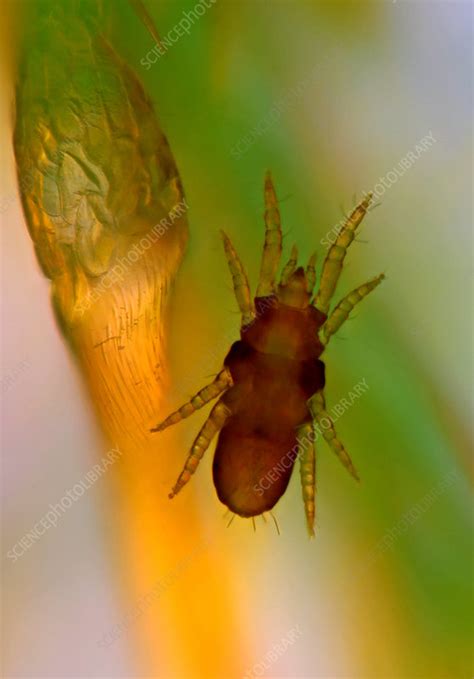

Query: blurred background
[{"left": 1, "top": 0, "right": 472, "bottom": 678}]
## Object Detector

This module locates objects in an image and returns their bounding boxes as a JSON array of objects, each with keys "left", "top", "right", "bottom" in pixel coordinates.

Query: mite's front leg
[
  {"left": 314, "top": 193, "right": 373, "bottom": 314},
  {"left": 221, "top": 232, "right": 255, "bottom": 327},
  {"left": 308, "top": 391, "right": 360, "bottom": 482},
  {"left": 257, "top": 171, "right": 283, "bottom": 297},
  {"left": 320, "top": 274, "right": 385, "bottom": 345}
]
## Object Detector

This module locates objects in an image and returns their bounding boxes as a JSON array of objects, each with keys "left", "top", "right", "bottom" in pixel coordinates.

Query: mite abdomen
[
  {"left": 213, "top": 340, "right": 326, "bottom": 517},
  {"left": 213, "top": 423, "right": 298, "bottom": 517}
]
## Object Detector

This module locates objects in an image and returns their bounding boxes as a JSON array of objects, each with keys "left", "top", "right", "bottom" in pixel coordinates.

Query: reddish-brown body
[
  {"left": 213, "top": 293, "right": 327, "bottom": 517},
  {"left": 152, "top": 175, "right": 383, "bottom": 535}
]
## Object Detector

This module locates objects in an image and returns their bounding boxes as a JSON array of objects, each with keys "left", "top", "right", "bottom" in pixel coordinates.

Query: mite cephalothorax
[{"left": 151, "top": 173, "right": 384, "bottom": 536}]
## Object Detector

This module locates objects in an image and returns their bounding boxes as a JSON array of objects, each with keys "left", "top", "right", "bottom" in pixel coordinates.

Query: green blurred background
[{"left": 2, "top": 0, "right": 472, "bottom": 677}]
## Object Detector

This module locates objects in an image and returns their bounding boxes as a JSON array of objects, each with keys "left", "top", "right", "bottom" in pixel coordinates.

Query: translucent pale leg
[
  {"left": 309, "top": 391, "right": 360, "bottom": 481},
  {"left": 297, "top": 422, "right": 316, "bottom": 537},
  {"left": 150, "top": 368, "right": 233, "bottom": 432},
  {"left": 221, "top": 231, "right": 255, "bottom": 327},
  {"left": 321, "top": 274, "right": 385, "bottom": 345},
  {"left": 279, "top": 244, "right": 298, "bottom": 285},
  {"left": 129, "top": 0, "right": 162, "bottom": 45},
  {"left": 314, "top": 193, "right": 373, "bottom": 314},
  {"left": 305, "top": 252, "right": 317, "bottom": 294},
  {"left": 256, "top": 171, "right": 283, "bottom": 296},
  {"left": 169, "top": 399, "right": 232, "bottom": 498}
]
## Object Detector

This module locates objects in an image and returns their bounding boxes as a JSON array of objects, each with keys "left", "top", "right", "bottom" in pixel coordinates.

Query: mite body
[
  {"left": 152, "top": 173, "right": 384, "bottom": 536},
  {"left": 214, "top": 301, "right": 326, "bottom": 517}
]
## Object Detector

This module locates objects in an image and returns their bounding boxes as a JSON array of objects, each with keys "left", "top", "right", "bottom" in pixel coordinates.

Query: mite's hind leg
[
  {"left": 151, "top": 368, "right": 232, "bottom": 432},
  {"left": 297, "top": 422, "right": 316, "bottom": 537},
  {"left": 257, "top": 171, "right": 283, "bottom": 297},
  {"left": 169, "top": 399, "right": 232, "bottom": 498},
  {"left": 314, "top": 193, "right": 373, "bottom": 314},
  {"left": 221, "top": 231, "right": 255, "bottom": 327},
  {"left": 320, "top": 274, "right": 385, "bottom": 345},
  {"left": 309, "top": 391, "right": 360, "bottom": 482}
]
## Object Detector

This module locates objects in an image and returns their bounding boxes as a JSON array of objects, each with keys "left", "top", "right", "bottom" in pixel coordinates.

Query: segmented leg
[
  {"left": 169, "top": 399, "right": 232, "bottom": 498},
  {"left": 221, "top": 231, "right": 255, "bottom": 327},
  {"left": 256, "top": 171, "right": 282, "bottom": 296},
  {"left": 279, "top": 244, "right": 298, "bottom": 285},
  {"left": 309, "top": 391, "right": 360, "bottom": 481},
  {"left": 305, "top": 252, "right": 317, "bottom": 294},
  {"left": 297, "top": 422, "right": 316, "bottom": 537},
  {"left": 151, "top": 368, "right": 232, "bottom": 432},
  {"left": 314, "top": 193, "right": 373, "bottom": 314},
  {"left": 320, "top": 274, "right": 385, "bottom": 344}
]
